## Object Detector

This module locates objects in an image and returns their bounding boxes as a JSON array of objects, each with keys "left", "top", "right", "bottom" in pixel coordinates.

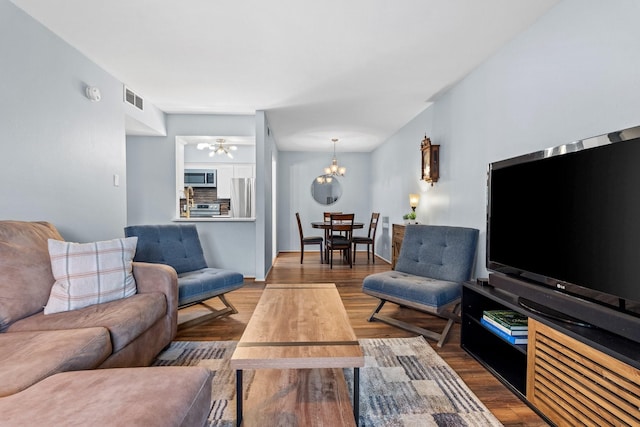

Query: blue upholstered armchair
[
  {"left": 362, "top": 225, "right": 479, "bottom": 347},
  {"left": 124, "top": 224, "right": 244, "bottom": 319}
]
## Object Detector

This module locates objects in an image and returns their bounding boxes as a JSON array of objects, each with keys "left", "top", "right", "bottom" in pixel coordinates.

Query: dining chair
[
  {"left": 295, "top": 212, "right": 324, "bottom": 264},
  {"left": 326, "top": 213, "right": 354, "bottom": 268},
  {"left": 353, "top": 212, "right": 380, "bottom": 264},
  {"left": 323, "top": 211, "right": 343, "bottom": 235},
  {"left": 322, "top": 211, "right": 342, "bottom": 262}
]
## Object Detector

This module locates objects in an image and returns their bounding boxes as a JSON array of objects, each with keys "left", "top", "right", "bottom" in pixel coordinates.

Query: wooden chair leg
[
  {"left": 178, "top": 295, "right": 238, "bottom": 331},
  {"left": 371, "top": 242, "right": 375, "bottom": 264},
  {"left": 367, "top": 299, "right": 460, "bottom": 347},
  {"left": 218, "top": 294, "right": 238, "bottom": 314},
  {"left": 319, "top": 242, "right": 323, "bottom": 264}
]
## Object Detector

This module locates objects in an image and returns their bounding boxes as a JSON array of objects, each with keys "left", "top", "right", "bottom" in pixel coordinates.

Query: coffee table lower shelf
[{"left": 235, "top": 367, "right": 359, "bottom": 427}]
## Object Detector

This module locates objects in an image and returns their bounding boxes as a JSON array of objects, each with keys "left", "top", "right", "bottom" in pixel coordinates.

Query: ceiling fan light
[{"left": 338, "top": 167, "right": 346, "bottom": 175}]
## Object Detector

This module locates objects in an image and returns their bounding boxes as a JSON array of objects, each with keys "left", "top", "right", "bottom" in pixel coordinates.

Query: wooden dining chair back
[
  {"left": 323, "top": 211, "right": 344, "bottom": 235},
  {"left": 353, "top": 212, "right": 380, "bottom": 264},
  {"left": 295, "top": 212, "right": 324, "bottom": 264},
  {"left": 326, "top": 213, "right": 354, "bottom": 268}
]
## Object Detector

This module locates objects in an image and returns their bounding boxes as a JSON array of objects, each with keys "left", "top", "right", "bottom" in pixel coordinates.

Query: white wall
[
  {"left": 277, "top": 151, "right": 373, "bottom": 253},
  {"left": 372, "top": 0, "right": 640, "bottom": 276},
  {"left": 370, "top": 108, "right": 436, "bottom": 261},
  {"left": 0, "top": 0, "right": 128, "bottom": 242},
  {"left": 126, "top": 114, "right": 259, "bottom": 277}
]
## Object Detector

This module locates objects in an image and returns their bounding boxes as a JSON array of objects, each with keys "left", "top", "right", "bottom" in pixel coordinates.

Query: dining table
[{"left": 311, "top": 221, "right": 364, "bottom": 263}]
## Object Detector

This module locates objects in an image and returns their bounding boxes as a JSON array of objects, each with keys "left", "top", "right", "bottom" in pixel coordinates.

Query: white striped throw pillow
[{"left": 44, "top": 237, "right": 138, "bottom": 314}]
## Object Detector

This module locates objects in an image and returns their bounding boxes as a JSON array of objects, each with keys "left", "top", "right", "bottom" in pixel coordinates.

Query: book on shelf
[
  {"left": 481, "top": 314, "right": 528, "bottom": 336},
  {"left": 481, "top": 318, "right": 528, "bottom": 345},
  {"left": 482, "top": 310, "right": 528, "bottom": 330}
]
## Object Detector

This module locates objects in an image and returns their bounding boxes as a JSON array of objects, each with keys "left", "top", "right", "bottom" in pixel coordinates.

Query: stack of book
[{"left": 481, "top": 310, "right": 528, "bottom": 345}]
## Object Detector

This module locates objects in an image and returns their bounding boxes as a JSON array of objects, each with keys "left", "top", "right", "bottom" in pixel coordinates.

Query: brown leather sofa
[{"left": 0, "top": 221, "right": 212, "bottom": 426}]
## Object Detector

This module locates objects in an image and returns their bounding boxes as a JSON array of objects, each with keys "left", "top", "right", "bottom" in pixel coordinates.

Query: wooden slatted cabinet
[{"left": 527, "top": 319, "right": 640, "bottom": 426}]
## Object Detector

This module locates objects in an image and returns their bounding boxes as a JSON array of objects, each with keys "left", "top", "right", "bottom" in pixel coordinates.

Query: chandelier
[
  {"left": 196, "top": 138, "right": 238, "bottom": 159},
  {"left": 316, "top": 175, "right": 333, "bottom": 184},
  {"left": 323, "top": 138, "right": 346, "bottom": 176}
]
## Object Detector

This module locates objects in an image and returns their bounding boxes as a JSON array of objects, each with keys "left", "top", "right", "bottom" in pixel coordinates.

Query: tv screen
[{"left": 487, "top": 130, "right": 640, "bottom": 313}]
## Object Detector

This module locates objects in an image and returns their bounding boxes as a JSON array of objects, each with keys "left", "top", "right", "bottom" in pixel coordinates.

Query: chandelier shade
[
  {"left": 322, "top": 138, "right": 346, "bottom": 177},
  {"left": 197, "top": 138, "right": 238, "bottom": 159}
]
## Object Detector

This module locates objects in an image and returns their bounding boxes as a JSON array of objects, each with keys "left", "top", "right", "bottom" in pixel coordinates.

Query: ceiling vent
[{"left": 123, "top": 86, "right": 144, "bottom": 111}]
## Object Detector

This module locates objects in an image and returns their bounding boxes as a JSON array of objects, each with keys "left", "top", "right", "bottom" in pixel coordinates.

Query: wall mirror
[{"left": 311, "top": 176, "right": 342, "bottom": 205}]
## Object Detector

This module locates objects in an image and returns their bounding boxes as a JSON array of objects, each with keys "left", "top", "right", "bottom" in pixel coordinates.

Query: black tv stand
[
  {"left": 488, "top": 272, "right": 640, "bottom": 343},
  {"left": 517, "top": 297, "right": 594, "bottom": 328},
  {"left": 461, "top": 281, "right": 640, "bottom": 426}
]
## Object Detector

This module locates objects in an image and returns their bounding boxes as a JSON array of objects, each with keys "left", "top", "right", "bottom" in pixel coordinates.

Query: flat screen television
[{"left": 487, "top": 125, "right": 640, "bottom": 324}]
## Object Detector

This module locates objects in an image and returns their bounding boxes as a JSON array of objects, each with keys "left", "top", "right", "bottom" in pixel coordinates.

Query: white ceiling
[{"left": 11, "top": 0, "right": 559, "bottom": 152}]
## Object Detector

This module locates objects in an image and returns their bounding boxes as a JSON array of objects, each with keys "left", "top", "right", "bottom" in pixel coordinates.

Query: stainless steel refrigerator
[{"left": 230, "top": 177, "right": 254, "bottom": 218}]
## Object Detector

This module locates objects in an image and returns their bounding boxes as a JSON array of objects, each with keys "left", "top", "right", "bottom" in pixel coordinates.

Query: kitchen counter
[{"left": 172, "top": 216, "right": 255, "bottom": 222}]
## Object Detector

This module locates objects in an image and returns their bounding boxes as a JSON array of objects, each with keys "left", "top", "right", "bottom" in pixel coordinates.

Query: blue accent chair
[
  {"left": 362, "top": 225, "right": 479, "bottom": 347},
  {"left": 124, "top": 224, "right": 244, "bottom": 319}
]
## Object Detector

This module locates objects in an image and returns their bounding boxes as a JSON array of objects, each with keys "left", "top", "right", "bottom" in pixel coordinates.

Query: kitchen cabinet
[
  {"left": 215, "top": 165, "right": 234, "bottom": 199},
  {"left": 234, "top": 164, "right": 254, "bottom": 179},
  {"left": 216, "top": 164, "right": 255, "bottom": 199}
]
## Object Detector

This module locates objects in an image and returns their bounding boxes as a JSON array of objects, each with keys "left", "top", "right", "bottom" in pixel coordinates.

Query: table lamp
[{"left": 409, "top": 194, "right": 420, "bottom": 212}]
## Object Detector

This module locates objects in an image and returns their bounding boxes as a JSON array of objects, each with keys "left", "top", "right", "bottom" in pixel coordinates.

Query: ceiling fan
[{"left": 196, "top": 138, "right": 238, "bottom": 158}]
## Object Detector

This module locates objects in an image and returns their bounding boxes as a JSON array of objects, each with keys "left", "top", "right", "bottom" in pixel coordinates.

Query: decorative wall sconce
[
  {"left": 409, "top": 194, "right": 420, "bottom": 212},
  {"left": 420, "top": 134, "right": 440, "bottom": 185}
]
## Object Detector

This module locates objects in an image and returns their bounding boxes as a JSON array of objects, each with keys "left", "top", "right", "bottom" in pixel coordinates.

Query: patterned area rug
[{"left": 153, "top": 336, "right": 503, "bottom": 427}]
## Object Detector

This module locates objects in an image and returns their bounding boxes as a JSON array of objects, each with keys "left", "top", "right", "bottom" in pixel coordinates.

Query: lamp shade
[{"left": 409, "top": 193, "right": 420, "bottom": 208}]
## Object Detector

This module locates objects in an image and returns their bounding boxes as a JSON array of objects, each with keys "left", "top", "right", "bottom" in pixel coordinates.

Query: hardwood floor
[{"left": 176, "top": 252, "right": 548, "bottom": 426}]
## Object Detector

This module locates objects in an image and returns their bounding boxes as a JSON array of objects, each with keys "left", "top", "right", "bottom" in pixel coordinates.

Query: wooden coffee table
[{"left": 230, "top": 283, "right": 364, "bottom": 426}]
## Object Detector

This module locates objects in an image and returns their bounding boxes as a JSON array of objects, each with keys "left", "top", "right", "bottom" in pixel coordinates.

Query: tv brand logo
[{"left": 556, "top": 283, "right": 566, "bottom": 290}]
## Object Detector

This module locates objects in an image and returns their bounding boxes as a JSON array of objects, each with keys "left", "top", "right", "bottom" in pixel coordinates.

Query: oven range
[{"left": 189, "top": 203, "right": 221, "bottom": 217}]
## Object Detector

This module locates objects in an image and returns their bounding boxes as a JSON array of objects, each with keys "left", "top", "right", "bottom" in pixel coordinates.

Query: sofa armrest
[{"left": 132, "top": 262, "right": 178, "bottom": 339}]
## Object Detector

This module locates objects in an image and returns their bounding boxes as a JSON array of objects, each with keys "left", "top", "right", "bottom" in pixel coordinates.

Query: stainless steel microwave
[{"left": 184, "top": 169, "right": 217, "bottom": 187}]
